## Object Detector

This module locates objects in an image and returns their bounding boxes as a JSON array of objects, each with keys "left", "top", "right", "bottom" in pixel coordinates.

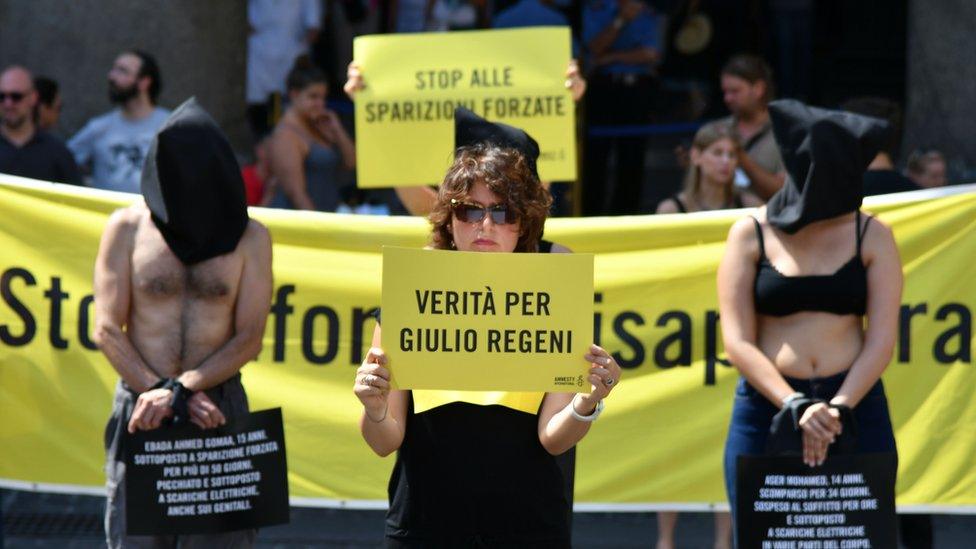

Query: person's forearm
[
  {"left": 830, "top": 341, "right": 893, "bottom": 408},
  {"left": 177, "top": 330, "right": 263, "bottom": 392},
  {"left": 359, "top": 412, "right": 404, "bottom": 456},
  {"left": 727, "top": 341, "right": 796, "bottom": 406},
  {"left": 540, "top": 396, "right": 594, "bottom": 455},
  {"left": 282, "top": 178, "right": 316, "bottom": 210},
  {"left": 94, "top": 324, "right": 161, "bottom": 393},
  {"left": 588, "top": 22, "right": 623, "bottom": 57},
  {"left": 395, "top": 186, "right": 438, "bottom": 216},
  {"left": 336, "top": 132, "right": 356, "bottom": 170},
  {"left": 603, "top": 47, "right": 657, "bottom": 66},
  {"left": 739, "top": 154, "right": 785, "bottom": 200}
]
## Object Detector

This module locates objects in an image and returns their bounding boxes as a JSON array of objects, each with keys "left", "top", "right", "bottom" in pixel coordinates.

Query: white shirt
[{"left": 247, "top": 0, "right": 323, "bottom": 103}]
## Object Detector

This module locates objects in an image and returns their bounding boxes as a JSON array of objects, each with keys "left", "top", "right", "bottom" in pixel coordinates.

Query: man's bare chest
[{"left": 130, "top": 226, "right": 242, "bottom": 304}]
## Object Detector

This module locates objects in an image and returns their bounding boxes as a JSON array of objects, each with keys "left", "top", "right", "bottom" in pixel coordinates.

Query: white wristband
[
  {"left": 781, "top": 392, "right": 806, "bottom": 406},
  {"left": 569, "top": 396, "right": 604, "bottom": 422}
]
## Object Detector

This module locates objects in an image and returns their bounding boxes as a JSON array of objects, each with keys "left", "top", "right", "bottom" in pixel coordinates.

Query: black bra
[{"left": 753, "top": 211, "right": 871, "bottom": 317}]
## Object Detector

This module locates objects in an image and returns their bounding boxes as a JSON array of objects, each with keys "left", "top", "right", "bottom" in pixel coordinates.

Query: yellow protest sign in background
[
  {"left": 381, "top": 246, "right": 594, "bottom": 392},
  {"left": 1, "top": 175, "right": 975, "bottom": 511},
  {"left": 352, "top": 27, "right": 576, "bottom": 187}
]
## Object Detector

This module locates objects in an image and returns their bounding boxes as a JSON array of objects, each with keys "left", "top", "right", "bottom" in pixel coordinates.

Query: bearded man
[{"left": 69, "top": 50, "right": 170, "bottom": 192}]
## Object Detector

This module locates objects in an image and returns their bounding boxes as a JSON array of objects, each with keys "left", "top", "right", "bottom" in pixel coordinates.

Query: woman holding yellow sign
[{"left": 353, "top": 113, "right": 619, "bottom": 547}]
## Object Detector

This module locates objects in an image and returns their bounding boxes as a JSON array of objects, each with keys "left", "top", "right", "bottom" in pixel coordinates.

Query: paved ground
[{"left": 2, "top": 489, "right": 971, "bottom": 547}]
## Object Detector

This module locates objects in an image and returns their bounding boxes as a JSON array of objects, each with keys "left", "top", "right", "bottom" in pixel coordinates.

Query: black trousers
[{"left": 582, "top": 73, "right": 656, "bottom": 215}]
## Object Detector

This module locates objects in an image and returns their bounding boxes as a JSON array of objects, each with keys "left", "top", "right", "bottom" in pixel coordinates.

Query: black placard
[
  {"left": 736, "top": 453, "right": 897, "bottom": 549},
  {"left": 125, "top": 408, "right": 289, "bottom": 535}
]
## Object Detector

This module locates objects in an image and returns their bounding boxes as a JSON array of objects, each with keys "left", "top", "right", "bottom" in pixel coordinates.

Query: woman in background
[
  {"left": 657, "top": 122, "right": 760, "bottom": 215},
  {"left": 267, "top": 57, "right": 355, "bottom": 212}
]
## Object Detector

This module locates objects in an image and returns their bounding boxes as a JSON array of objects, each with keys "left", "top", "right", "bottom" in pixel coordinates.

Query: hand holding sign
[
  {"left": 579, "top": 343, "right": 622, "bottom": 410},
  {"left": 354, "top": 347, "right": 392, "bottom": 422}
]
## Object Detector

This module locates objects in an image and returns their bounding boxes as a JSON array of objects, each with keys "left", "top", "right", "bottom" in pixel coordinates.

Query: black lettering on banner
[
  {"left": 654, "top": 311, "right": 692, "bottom": 368},
  {"left": 270, "top": 285, "right": 295, "bottom": 362},
  {"left": 302, "top": 306, "right": 339, "bottom": 364},
  {"left": 77, "top": 294, "right": 98, "bottom": 350},
  {"left": 934, "top": 303, "right": 972, "bottom": 363},
  {"left": 736, "top": 453, "right": 897, "bottom": 548},
  {"left": 44, "top": 276, "right": 69, "bottom": 349},
  {"left": 898, "top": 303, "right": 927, "bottom": 363},
  {"left": 704, "top": 310, "right": 731, "bottom": 385},
  {"left": 125, "top": 408, "right": 289, "bottom": 535},
  {"left": 612, "top": 311, "right": 645, "bottom": 369},
  {"left": 593, "top": 292, "right": 603, "bottom": 346},
  {"left": 350, "top": 306, "right": 378, "bottom": 365},
  {"left": 1, "top": 267, "right": 37, "bottom": 346},
  {"left": 2, "top": 268, "right": 973, "bottom": 380}
]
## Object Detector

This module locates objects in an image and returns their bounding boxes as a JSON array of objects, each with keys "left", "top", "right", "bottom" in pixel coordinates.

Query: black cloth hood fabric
[
  {"left": 766, "top": 99, "right": 890, "bottom": 233},
  {"left": 141, "top": 98, "right": 248, "bottom": 265},
  {"left": 454, "top": 107, "right": 540, "bottom": 177}
]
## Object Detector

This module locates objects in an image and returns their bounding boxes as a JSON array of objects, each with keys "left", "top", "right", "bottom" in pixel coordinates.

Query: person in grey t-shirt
[
  {"left": 69, "top": 50, "right": 170, "bottom": 193},
  {"left": 719, "top": 54, "right": 786, "bottom": 201}
]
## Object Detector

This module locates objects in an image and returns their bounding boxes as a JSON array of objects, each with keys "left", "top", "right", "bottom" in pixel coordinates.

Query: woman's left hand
[{"left": 577, "top": 344, "right": 621, "bottom": 411}]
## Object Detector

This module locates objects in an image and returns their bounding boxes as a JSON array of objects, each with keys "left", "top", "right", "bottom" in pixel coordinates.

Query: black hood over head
[
  {"left": 454, "top": 107, "right": 540, "bottom": 177},
  {"left": 766, "top": 99, "right": 890, "bottom": 233},
  {"left": 141, "top": 98, "right": 249, "bottom": 264}
]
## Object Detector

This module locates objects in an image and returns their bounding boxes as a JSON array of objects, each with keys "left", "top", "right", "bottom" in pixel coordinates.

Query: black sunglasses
[
  {"left": 451, "top": 199, "right": 518, "bottom": 225},
  {"left": 0, "top": 91, "right": 26, "bottom": 103}
]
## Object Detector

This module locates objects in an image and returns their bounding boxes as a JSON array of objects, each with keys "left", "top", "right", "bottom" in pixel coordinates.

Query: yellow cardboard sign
[
  {"left": 353, "top": 27, "right": 576, "bottom": 188},
  {"left": 381, "top": 246, "right": 593, "bottom": 391}
]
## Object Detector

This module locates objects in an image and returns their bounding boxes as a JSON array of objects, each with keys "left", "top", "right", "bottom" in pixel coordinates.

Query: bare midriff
[{"left": 757, "top": 312, "right": 863, "bottom": 379}]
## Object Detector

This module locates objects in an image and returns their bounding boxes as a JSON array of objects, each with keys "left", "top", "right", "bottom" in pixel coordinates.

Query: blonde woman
[{"left": 658, "top": 122, "right": 761, "bottom": 215}]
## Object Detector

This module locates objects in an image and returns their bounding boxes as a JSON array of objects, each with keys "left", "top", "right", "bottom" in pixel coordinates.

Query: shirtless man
[{"left": 93, "top": 99, "right": 272, "bottom": 548}]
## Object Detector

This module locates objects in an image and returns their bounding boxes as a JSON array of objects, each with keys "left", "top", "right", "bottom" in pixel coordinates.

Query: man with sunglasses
[{"left": 0, "top": 65, "right": 80, "bottom": 184}]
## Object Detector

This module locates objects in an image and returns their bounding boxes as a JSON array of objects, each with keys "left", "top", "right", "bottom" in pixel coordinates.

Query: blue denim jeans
[{"left": 723, "top": 371, "right": 897, "bottom": 529}]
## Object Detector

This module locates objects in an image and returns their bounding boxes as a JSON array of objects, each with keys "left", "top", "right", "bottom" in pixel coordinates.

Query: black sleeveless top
[
  {"left": 386, "top": 398, "right": 571, "bottom": 547},
  {"left": 670, "top": 193, "right": 744, "bottom": 213},
  {"left": 753, "top": 211, "right": 871, "bottom": 317}
]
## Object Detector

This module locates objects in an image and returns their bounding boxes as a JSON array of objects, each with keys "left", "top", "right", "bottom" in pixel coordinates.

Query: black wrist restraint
[
  {"left": 828, "top": 403, "right": 858, "bottom": 454},
  {"left": 149, "top": 378, "right": 171, "bottom": 391},
  {"left": 765, "top": 397, "right": 824, "bottom": 455},
  {"left": 160, "top": 379, "right": 194, "bottom": 426}
]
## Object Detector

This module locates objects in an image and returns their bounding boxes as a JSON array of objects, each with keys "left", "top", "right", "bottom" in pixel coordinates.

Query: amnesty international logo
[{"left": 553, "top": 376, "right": 577, "bottom": 387}]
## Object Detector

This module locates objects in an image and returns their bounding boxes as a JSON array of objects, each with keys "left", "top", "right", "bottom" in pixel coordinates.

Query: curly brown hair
[{"left": 429, "top": 144, "right": 551, "bottom": 253}]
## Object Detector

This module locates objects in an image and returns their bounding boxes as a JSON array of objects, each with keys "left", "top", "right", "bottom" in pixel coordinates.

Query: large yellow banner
[
  {"left": 352, "top": 27, "right": 576, "bottom": 188},
  {"left": 1, "top": 175, "right": 974, "bottom": 511},
  {"left": 381, "top": 246, "right": 593, "bottom": 391}
]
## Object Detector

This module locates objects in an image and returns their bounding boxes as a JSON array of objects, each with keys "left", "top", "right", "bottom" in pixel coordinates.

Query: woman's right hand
[
  {"left": 798, "top": 402, "right": 842, "bottom": 467},
  {"left": 344, "top": 61, "right": 364, "bottom": 98},
  {"left": 354, "top": 347, "right": 391, "bottom": 422}
]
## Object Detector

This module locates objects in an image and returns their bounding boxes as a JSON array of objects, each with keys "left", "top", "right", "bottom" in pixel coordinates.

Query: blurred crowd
[{"left": 0, "top": 0, "right": 953, "bottom": 221}]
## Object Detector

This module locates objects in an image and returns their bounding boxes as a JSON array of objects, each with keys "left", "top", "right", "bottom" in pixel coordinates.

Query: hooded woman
[{"left": 717, "top": 100, "right": 901, "bottom": 532}]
